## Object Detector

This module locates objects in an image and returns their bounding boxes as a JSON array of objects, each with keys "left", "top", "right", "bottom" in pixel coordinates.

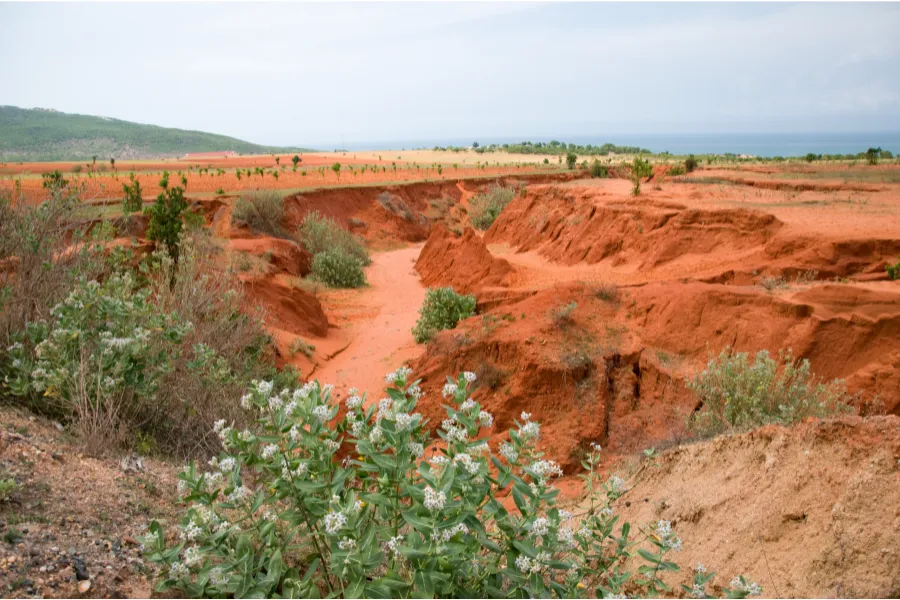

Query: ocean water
[{"left": 343, "top": 132, "right": 900, "bottom": 158}]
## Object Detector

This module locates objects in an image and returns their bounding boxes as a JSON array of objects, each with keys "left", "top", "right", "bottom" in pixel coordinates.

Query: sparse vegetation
[
  {"left": 550, "top": 301, "right": 578, "bottom": 327},
  {"left": 687, "top": 348, "right": 854, "bottom": 437},
  {"left": 298, "top": 211, "right": 370, "bottom": 266},
  {"left": 593, "top": 283, "right": 620, "bottom": 304},
  {"left": 589, "top": 160, "right": 608, "bottom": 178},
  {"left": 886, "top": 257, "right": 900, "bottom": 280},
  {"left": 684, "top": 154, "right": 698, "bottom": 173},
  {"left": 231, "top": 190, "right": 285, "bottom": 237},
  {"left": 290, "top": 337, "right": 316, "bottom": 358},
  {"left": 759, "top": 275, "right": 787, "bottom": 292},
  {"left": 121, "top": 173, "right": 144, "bottom": 213},
  {"left": 145, "top": 171, "right": 189, "bottom": 262},
  {"left": 629, "top": 156, "right": 653, "bottom": 196},
  {"left": 566, "top": 151, "right": 578, "bottom": 170},
  {"left": 412, "top": 286, "right": 476, "bottom": 343},
  {"left": 469, "top": 185, "right": 515, "bottom": 230}
]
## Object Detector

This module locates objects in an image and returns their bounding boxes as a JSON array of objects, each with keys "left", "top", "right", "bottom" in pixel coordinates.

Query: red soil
[{"left": 416, "top": 226, "right": 517, "bottom": 295}]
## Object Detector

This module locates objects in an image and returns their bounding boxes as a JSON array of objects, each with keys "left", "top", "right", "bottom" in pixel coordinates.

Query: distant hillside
[{"left": 0, "top": 106, "right": 313, "bottom": 161}]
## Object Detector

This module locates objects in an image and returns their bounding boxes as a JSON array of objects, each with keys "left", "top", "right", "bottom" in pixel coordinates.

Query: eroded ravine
[{"left": 312, "top": 244, "right": 427, "bottom": 400}]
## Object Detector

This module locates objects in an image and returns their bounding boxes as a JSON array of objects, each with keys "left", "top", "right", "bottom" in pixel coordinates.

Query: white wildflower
[
  {"left": 261, "top": 444, "right": 278, "bottom": 460},
  {"left": 499, "top": 442, "right": 518, "bottom": 463},
  {"left": 183, "top": 546, "right": 202, "bottom": 567},
  {"left": 529, "top": 517, "right": 550, "bottom": 537},
  {"left": 346, "top": 395, "right": 363, "bottom": 410},
  {"left": 218, "top": 457, "right": 236, "bottom": 472},
  {"left": 169, "top": 561, "right": 189, "bottom": 579},
  {"left": 423, "top": 486, "right": 446, "bottom": 511},
  {"left": 323, "top": 511, "right": 347, "bottom": 535},
  {"left": 463, "top": 371, "right": 477, "bottom": 383},
  {"left": 442, "top": 383, "right": 458, "bottom": 398},
  {"left": 323, "top": 439, "right": 340, "bottom": 453},
  {"left": 460, "top": 398, "right": 477, "bottom": 412},
  {"left": 407, "top": 442, "right": 424, "bottom": 457},
  {"left": 312, "top": 405, "right": 330, "bottom": 423},
  {"left": 338, "top": 537, "right": 357, "bottom": 550},
  {"left": 477, "top": 410, "right": 494, "bottom": 428},
  {"left": 369, "top": 426, "right": 383, "bottom": 444},
  {"left": 209, "top": 567, "right": 227, "bottom": 586}
]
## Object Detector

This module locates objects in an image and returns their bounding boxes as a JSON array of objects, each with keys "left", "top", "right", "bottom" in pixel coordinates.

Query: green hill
[{"left": 0, "top": 105, "right": 313, "bottom": 161}]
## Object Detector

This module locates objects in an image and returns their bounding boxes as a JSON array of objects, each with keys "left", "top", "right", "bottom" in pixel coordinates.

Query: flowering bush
[
  {"left": 142, "top": 369, "right": 759, "bottom": 598},
  {"left": 687, "top": 348, "right": 854, "bottom": 436},
  {"left": 412, "top": 287, "right": 476, "bottom": 343},
  {"left": 4, "top": 272, "right": 190, "bottom": 450}
]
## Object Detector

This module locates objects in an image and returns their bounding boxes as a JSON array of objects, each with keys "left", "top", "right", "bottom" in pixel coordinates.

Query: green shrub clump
[
  {"left": 685, "top": 155, "right": 698, "bottom": 173},
  {"left": 469, "top": 185, "right": 515, "bottom": 230},
  {"left": 886, "top": 257, "right": 900, "bottom": 280},
  {"left": 687, "top": 348, "right": 854, "bottom": 436},
  {"left": 412, "top": 287, "right": 476, "bottom": 343},
  {"left": 589, "top": 160, "right": 608, "bottom": 178},
  {"left": 122, "top": 173, "right": 144, "bottom": 214},
  {"left": 566, "top": 151, "right": 578, "bottom": 170},
  {"left": 628, "top": 156, "right": 653, "bottom": 196},
  {"left": 310, "top": 247, "right": 366, "bottom": 288},
  {"left": 298, "top": 211, "right": 370, "bottom": 267},
  {"left": 141, "top": 369, "right": 762, "bottom": 599},
  {"left": 231, "top": 191, "right": 285, "bottom": 237},
  {"left": 146, "top": 172, "right": 189, "bottom": 261}
]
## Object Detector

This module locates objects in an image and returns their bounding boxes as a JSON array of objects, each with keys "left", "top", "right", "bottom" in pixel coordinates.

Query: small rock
[{"left": 78, "top": 579, "right": 91, "bottom": 593}]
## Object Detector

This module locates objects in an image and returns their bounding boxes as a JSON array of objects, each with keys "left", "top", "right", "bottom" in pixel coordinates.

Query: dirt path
[{"left": 313, "top": 245, "right": 426, "bottom": 400}]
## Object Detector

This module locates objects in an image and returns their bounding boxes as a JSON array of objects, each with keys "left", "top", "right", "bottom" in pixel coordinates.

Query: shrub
[
  {"left": 71, "top": 164, "right": 83, "bottom": 173},
  {"left": 4, "top": 231, "right": 278, "bottom": 458},
  {"left": 589, "top": 160, "right": 608, "bottom": 178},
  {"left": 865, "top": 148, "right": 880, "bottom": 165},
  {"left": 687, "top": 348, "right": 854, "bottom": 436},
  {"left": 758, "top": 275, "right": 787, "bottom": 292},
  {"left": 550, "top": 301, "right": 578, "bottom": 327},
  {"left": 566, "top": 151, "right": 578, "bottom": 169},
  {"left": 593, "top": 283, "right": 620, "bottom": 304},
  {"left": 298, "top": 211, "right": 370, "bottom": 266},
  {"left": 0, "top": 189, "right": 106, "bottom": 350},
  {"left": 684, "top": 155, "right": 698, "bottom": 173},
  {"left": 146, "top": 173, "right": 189, "bottom": 262},
  {"left": 142, "top": 369, "right": 760, "bottom": 599},
  {"left": 122, "top": 173, "right": 144, "bottom": 214},
  {"left": 628, "top": 156, "right": 653, "bottom": 196},
  {"left": 231, "top": 191, "right": 285, "bottom": 237},
  {"left": 469, "top": 185, "right": 515, "bottom": 230},
  {"left": 886, "top": 257, "right": 900, "bottom": 280},
  {"left": 310, "top": 247, "right": 366, "bottom": 288},
  {"left": 290, "top": 338, "right": 315, "bottom": 358},
  {"left": 412, "top": 287, "right": 476, "bottom": 343},
  {"left": 667, "top": 165, "right": 685, "bottom": 177}
]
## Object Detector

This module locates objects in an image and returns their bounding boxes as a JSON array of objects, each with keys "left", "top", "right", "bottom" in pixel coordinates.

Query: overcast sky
[{"left": 2, "top": 2, "right": 899, "bottom": 148}]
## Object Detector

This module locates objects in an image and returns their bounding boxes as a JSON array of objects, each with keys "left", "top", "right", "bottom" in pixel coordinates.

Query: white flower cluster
[
  {"left": 442, "top": 382, "right": 459, "bottom": 398},
  {"left": 515, "top": 552, "right": 550, "bottom": 574},
  {"left": 338, "top": 537, "right": 357, "bottom": 550},
  {"left": 385, "top": 535, "right": 404, "bottom": 558},
  {"left": 423, "top": 486, "right": 446, "bottom": 511},
  {"left": 531, "top": 459, "right": 564, "bottom": 479},
  {"left": 463, "top": 371, "right": 477, "bottom": 383},
  {"left": 452, "top": 452, "right": 482, "bottom": 476},
  {"left": 499, "top": 442, "right": 518, "bottom": 463},
  {"left": 407, "top": 442, "right": 424, "bottom": 457},
  {"left": 323, "top": 511, "right": 347, "bottom": 534},
  {"left": 528, "top": 517, "right": 550, "bottom": 537},
  {"left": 345, "top": 395, "right": 363, "bottom": 410},
  {"left": 385, "top": 366, "right": 413, "bottom": 385},
  {"left": 607, "top": 475, "right": 626, "bottom": 495},
  {"left": 654, "top": 520, "right": 683, "bottom": 552},
  {"left": 729, "top": 577, "right": 762, "bottom": 597}
]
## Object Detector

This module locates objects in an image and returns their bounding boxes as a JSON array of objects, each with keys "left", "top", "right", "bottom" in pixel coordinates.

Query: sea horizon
[{"left": 324, "top": 132, "right": 900, "bottom": 158}]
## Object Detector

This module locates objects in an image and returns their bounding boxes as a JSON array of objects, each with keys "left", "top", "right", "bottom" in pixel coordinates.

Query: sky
[{"left": 2, "top": 2, "right": 900, "bottom": 148}]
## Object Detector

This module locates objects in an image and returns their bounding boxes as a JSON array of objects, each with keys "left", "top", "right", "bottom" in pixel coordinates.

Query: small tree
[
  {"left": 110, "top": 158, "right": 116, "bottom": 170},
  {"left": 146, "top": 172, "right": 189, "bottom": 262},
  {"left": 629, "top": 156, "right": 653, "bottom": 195},
  {"left": 122, "top": 173, "right": 144, "bottom": 213},
  {"left": 685, "top": 154, "right": 698, "bottom": 173},
  {"left": 566, "top": 152, "right": 578, "bottom": 170},
  {"left": 292, "top": 155, "right": 301, "bottom": 169},
  {"left": 332, "top": 162, "right": 341, "bottom": 178},
  {"left": 865, "top": 147, "right": 880, "bottom": 165}
]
